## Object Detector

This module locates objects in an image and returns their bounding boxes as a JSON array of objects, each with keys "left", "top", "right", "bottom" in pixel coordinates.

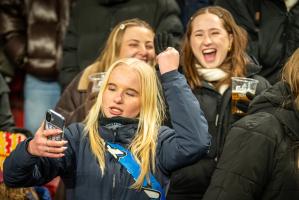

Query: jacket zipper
[
  {"left": 112, "top": 130, "right": 117, "bottom": 200},
  {"left": 112, "top": 173, "right": 116, "bottom": 200},
  {"left": 214, "top": 95, "right": 223, "bottom": 162}
]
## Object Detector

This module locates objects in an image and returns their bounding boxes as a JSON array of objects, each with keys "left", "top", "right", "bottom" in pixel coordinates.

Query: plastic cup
[
  {"left": 231, "top": 77, "right": 259, "bottom": 115},
  {"left": 88, "top": 72, "right": 106, "bottom": 93}
]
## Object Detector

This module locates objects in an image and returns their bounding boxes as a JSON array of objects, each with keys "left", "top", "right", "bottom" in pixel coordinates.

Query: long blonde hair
[
  {"left": 78, "top": 18, "right": 155, "bottom": 90},
  {"left": 96, "top": 18, "right": 155, "bottom": 72},
  {"left": 84, "top": 58, "right": 165, "bottom": 189},
  {"left": 282, "top": 48, "right": 299, "bottom": 109}
]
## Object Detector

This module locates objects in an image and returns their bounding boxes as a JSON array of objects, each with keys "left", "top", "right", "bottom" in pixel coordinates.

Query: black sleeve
[
  {"left": 59, "top": 17, "right": 80, "bottom": 90},
  {"left": 157, "top": 70, "right": 211, "bottom": 172},
  {"left": 154, "top": 0, "right": 184, "bottom": 49}
]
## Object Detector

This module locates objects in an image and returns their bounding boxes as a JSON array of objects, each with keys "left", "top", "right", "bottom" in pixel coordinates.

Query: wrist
[{"left": 26, "top": 138, "right": 35, "bottom": 155}]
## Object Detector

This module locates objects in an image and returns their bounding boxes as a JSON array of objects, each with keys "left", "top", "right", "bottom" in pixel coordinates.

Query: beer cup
[
  {"left": 88, "top": 72, "right": 106, "bottom": 93},
  {"left": 231, "top": 77, "right": 259, "bottom": 115}
]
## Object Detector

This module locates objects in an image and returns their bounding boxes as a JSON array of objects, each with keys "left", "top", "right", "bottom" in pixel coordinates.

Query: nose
[
  {"left": 113, "top": 92, "right": 124, "bottom": 104},
  {"left": 138, "top": 45, "right": 148, "bottom": 57},
  {"left": 203, "top": 34, "right": 212, "bottom": 45}
]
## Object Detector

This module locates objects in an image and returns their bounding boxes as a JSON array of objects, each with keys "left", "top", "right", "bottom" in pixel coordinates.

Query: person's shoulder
[
  {"left": 61, "top": 71, "right": 83, "bottom": 95},
  {"left": 71, "top": 71, "right": 84, "bottom": 89},
  {"left": 233, "top": 112, "right": 283, "bottom": 140},
  {"left": 251, "top": 74, "right": 270, "bottom": 85},
  {"left": 55, "top": 72, "right": 84, "bottom": 111},
  {"left": 250, "top": 74, "right": 271, "bottom": 93}
]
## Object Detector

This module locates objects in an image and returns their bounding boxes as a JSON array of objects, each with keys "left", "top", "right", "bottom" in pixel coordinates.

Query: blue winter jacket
[{"left": 3, "top": 70, "right": 211, "bottom": 200}]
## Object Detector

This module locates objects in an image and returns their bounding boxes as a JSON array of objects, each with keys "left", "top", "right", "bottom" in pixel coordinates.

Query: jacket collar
[{"left": 99, "top": 116, "right": 139, "bottom": 145}]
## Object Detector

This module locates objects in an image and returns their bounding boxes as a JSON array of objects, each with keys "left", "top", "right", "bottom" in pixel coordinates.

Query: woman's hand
[
  {"left": 156, "top": 47, "right": 180, "bottom": 75},
  {"left": 27, "top": 122, "right": 68, "bottom": 158}
]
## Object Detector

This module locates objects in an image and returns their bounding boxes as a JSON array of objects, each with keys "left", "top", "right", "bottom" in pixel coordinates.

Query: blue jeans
[{"left": 24, "top": 74, "right": 61, "bottom": 134}]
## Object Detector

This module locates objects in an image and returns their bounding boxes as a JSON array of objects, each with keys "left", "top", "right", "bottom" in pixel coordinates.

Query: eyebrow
[
  {"left": 126, "top": 39, "right": 153, "bottom": 44},
  {"left": 125, "top": 39, "right": 141, "bottom": 43},
  {"left": 107, "top": 83, "right": 139, "bottom": 94},
  {"left": 197, "top": 27, "right": 222, "bottom": 32}
]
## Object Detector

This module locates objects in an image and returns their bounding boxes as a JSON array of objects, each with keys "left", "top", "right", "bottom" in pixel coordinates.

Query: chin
[
  {"left": 203, "top": 62, "right": 220, "bottom": 68},
  {"left": 202, "top": 64, "right": 213, "bottom": 68}
]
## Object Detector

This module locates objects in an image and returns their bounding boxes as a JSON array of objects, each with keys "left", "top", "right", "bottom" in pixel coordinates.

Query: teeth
[{"left": 203, "top": 49, "right": 216, "bottom": 54}]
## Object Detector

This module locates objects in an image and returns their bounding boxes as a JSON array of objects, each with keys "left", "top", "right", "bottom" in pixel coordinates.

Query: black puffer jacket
[
  {"left": 167, "top": 62, "right": 271, "bottom": 200},
  {"left": 59, "top": 0, "right": 183, "bottom": 89},
  {"left": 203, "top": 81, "right": 299, "bottom": 200},
  {"left": 0, "top": 0, "right": 71, "bottom": 81},
  {"left": 215, "top": 0, "right": 299, "bottom": 84}
]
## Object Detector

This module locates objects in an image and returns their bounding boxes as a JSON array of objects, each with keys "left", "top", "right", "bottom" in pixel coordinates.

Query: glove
[
  {"left": 236, "top": 91, "right": 255, "bottom": 113},
  {"left": 154, "top": 32, "right": 175, "bottom": 55}
]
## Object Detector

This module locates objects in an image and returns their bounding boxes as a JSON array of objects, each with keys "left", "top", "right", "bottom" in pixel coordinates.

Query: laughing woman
[{"left": 166, "top": 6, "right": 270, "bottom": 200}]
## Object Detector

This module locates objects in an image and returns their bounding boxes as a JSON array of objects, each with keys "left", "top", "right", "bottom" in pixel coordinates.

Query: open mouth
[{"left": 202, "top": 49, "right": 216, "bottom": 62}]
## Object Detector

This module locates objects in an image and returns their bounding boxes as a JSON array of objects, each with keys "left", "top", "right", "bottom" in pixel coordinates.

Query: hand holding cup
[{"left": 231, "top": 77, "right": 259, "bottom": 116}]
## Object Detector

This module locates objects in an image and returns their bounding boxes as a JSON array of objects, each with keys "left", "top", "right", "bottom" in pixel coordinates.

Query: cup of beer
[
  {"left": 89, "top": 72, "right": 106, "bottom": 93},
  {"left": 231, "top": 77, "right": 259, "bottom": 115}
]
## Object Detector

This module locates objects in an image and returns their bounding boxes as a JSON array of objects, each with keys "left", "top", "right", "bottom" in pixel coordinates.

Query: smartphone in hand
[{"left": 44, "top": 109, "right": 65, "bottom": 141}]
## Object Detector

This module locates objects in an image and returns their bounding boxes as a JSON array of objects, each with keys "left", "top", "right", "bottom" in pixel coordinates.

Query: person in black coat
[
  {"left": 166, "top": 6, "right": 270, "bottom": 200},
  {"left": 215, "top": 0, "right": 299, "bottom": 84},
  {"left": 3, "top": 48, "right": 211, "bottom": 200},
  {"left": 202, "top": 48, "right": 299, "bottom": 200}
]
